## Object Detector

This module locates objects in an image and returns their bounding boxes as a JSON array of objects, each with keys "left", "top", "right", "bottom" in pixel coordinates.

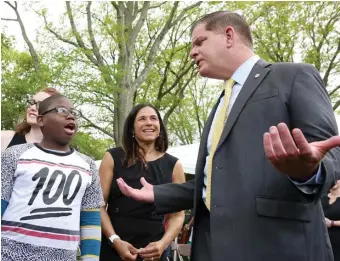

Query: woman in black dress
[
  {"left": 1, "top": 87, "right": 59, "bottom": 151},
  {"left": 322, "top": 180, "right": 340, "bottom": 261},
  {"left": 99, "top": 104, "right": 185, "bottom": 261}
]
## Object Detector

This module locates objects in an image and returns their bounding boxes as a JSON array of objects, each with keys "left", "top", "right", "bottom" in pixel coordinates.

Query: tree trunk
[{"left": 114, "top": 87, "right": 135, "bottom": 145}]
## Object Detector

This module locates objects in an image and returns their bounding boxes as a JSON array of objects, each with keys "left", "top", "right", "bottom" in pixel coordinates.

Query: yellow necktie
[{"left": 206, "top": 79, "right": 235, "bottom": 210}]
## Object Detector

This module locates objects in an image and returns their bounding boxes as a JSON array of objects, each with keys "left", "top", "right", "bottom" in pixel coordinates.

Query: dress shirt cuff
[
  {"left": 288, "top": 165, "right": 325, "bottom": 195},
  {"left": 290, "top": 164, "right": 324, "bottom": 185}
]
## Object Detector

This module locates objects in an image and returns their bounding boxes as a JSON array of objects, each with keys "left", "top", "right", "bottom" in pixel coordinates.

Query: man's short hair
[
  {"left": 38, "top": 94, "right": 67, "bottom": 115},
  {"left": 191, "top": 11, "right": 253, "bottom": 48}
]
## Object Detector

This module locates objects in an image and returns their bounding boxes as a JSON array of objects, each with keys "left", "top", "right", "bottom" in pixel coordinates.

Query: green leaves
[
  {"left": 70, "top": 131, "right": 113, "bottom": 160},
  {"left": 2, "top": 1, "right": 339, "bottom": 153}
]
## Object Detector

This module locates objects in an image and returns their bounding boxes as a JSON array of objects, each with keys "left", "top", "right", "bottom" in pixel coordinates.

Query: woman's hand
[
  {"left": 113, "top": 239, "right": 138, "bottom": 261},
  {"left": 139, "top": 240, "right": 167, "bottom": 261},
  {"left": 328, "top": 180, "right": 340, "bottom": 205},
  {"left": 325, "top": 218, "right": 332, "bottom": 228}
]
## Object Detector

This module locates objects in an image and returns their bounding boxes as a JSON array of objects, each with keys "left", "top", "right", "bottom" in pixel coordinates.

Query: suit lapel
[{"left": 216, "top": 60, "right": 271, "bottom": 151}]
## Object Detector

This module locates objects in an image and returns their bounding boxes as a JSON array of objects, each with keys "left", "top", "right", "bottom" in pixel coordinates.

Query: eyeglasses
[
  {"left": 27, "top": 99, "right": 41, "bottom": 108},
  {"left": 41, "top": 106, "right": 81, "bottom": 118}
]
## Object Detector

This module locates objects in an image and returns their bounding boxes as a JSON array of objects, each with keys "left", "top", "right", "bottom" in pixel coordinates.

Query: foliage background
[{"left": 2, "top": 1, "right": 339, "bottom": 159}]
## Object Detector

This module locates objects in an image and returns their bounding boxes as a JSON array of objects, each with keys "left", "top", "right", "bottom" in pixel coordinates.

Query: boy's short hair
[{"left": 38, "top": 94, "right": 67, "bottom": 115}]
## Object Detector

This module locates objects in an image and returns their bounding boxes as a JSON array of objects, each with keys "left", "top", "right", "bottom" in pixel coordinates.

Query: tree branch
[
  {"left": 133, "top": 1, "right": 199, "bottom": 90},
  {"left": 132, "top": 2, "right": 139, "bottom": 20},
  {"left": 323, "top": 39, "right": 340, "bottom": 87},
  {"left": 43, "top": 14, "right": 79, "bottom": 47},
  {"left": 4, "top": 1, "right": 16, "bottom": 9},
  {"left": 5, "top": 1, "right": 41, "bottom": 73},
  {"left": 329, "top": 85, "right": 340, "bottom": 97},
  {"left": 1, "top": 18, "right": 18, "bottom": 21},
  {"left": 333, "top": 99, "right": 340, "bottom": 111},
  {"left": 66, "top": 2, "right": 99, "bottom": 66},
  {"left": 130, "top": 1, "right": 150, "bottom": 46},
  {"left": 169, "top": 2, "right": 203, "bottom": 27},
  {"left": 86, "top": 2, "right": 105, "bottom": 67},
  {"left": 80, "top": 112, "right": 114, "bottom": 138},
  {"left": 157, "top": 61, "right": 171, "bottom": 100},
  {"left": 164, "top": 61, "right": 195, "bottom": 96},
  {"left": 111, "top": 1, "right": 119, "bottom": 13},
  {"left": 112, "top": 2, "right": 125, "bottom": 54},
  {"left": 149, "top": 2, "right": 167, "bottom": 10}
]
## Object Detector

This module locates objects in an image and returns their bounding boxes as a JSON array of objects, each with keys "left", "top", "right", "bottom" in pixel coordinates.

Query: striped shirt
[{"left": 1, "top": 143, "right": 104, "bottom": 261}]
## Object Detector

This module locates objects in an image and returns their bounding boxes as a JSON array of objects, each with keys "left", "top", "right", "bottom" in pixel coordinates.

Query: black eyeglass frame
[
  {"left": 26, "top": 99, "right": 41, "bottom": 108},
  {"left": 40, "top": 106, "right": 81, "bottom": 118}
]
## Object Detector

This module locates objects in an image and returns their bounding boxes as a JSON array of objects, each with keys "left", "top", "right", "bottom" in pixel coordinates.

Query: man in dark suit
[{"left": 117, "top": 11, "right": 340, "bottom": 261}]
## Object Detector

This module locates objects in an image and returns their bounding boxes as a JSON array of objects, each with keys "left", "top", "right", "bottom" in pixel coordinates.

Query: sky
[{"left": 1, "top": 1, "right": 66, "bottom": 51}]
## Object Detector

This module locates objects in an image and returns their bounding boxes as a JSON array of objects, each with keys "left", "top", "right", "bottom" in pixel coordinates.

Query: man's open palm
[
  {"left": 117, "top": 177, "right": 155, "bottom": 203},
  {"left": 264, "top": 123, "right": 340, "bottom": 179}
]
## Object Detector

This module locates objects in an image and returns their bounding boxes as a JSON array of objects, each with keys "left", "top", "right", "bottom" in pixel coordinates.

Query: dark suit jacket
[{"left": 154, "top": 60, "right": 340, "bottom": 261}]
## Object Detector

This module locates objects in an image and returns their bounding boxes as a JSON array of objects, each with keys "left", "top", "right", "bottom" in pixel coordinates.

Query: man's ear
[
  {"left": 36, "top": 115, "right": 44, "bottom": 127},
  {"left": 225, "top": 26, "right": 235, "bottom": 48}
]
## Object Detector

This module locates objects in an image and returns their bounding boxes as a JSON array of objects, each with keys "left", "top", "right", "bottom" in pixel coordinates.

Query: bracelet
[
  {"left": 108, "top": 234, "right": 120, "bottom": 247},
  {"left": 331, "top": 220, "right": 335, "bottom": 227}
]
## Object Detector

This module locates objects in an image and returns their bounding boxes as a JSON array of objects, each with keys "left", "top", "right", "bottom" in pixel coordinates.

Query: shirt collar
[{"left": 231, "top": 55, "right": 260, "bottom": 86}]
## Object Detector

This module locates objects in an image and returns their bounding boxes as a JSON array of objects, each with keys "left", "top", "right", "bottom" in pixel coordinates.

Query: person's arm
[
  {"left": 289, "top": 165, "right": 324, "bottom": 194},
  {"left": 325, "top": 217, "right": 340, "bottom": 228},
  {"left": 140, "top": 160, "right": 186, "bottom": 260},
  {"left": 154, "top": 179, "right": 195, "bottom": 214},
  {"left": 289, "top": 65, "right": 340, "bottom": 197},
  {"left": 80, "top": 209, "right": 101, "bottom": 261},
  {"left": 332, "top": 220, "right": 340, "bottom": 227},
  {"left": 1, "top": 147, "right": 17, "bottom": 216},
  {"left": 80, "top": 159, "right": 105, "bottom": 261},
  {"left": 264, "top": 64, "right": 340, "bottom": 198},
  {"left": 159, "top": 161, "right": 186, "bottom": 244},
  {"left": 116, "top": 177, "right": 195, "bottom": 214},
  {"left": 99, "top": 152, "right": 138, "bottom": 261},
  {"left": 1, "top": 130, "right": 15, "bottom": 152}
]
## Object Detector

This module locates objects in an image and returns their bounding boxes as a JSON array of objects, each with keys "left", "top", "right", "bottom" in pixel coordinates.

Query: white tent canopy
[
  {"left": 167, "top": 143, "right": 199, "bottom": 175},
  {"left": 95, "top": 115, "right": 340, "bottom": 174}
]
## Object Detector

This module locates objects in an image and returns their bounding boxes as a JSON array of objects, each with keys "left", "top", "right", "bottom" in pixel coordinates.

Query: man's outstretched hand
[
  {"left": 264, "top": 123, "right": 340, "bottom": 180},
  {"left": 117, "top": 177, "right": 155, "bottom": 203}
]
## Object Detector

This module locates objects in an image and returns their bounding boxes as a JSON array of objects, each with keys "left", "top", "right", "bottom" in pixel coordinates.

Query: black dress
[
  {"left": 322, "top": 195, "right": 340, "bottom": 261},
  {"left": 7, "top": 133, "right": 27, "bottom": 148},
  {"left": 100, "top": 147, "right": 178, "bottom": 261}
]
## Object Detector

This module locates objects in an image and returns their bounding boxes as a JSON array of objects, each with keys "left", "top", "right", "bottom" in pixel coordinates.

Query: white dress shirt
[{"left": 202, "top": 55, "right": 260, "bottom": 200}]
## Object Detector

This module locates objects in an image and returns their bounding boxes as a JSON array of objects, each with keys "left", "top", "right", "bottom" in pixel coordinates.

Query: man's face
[
  {"left": 190, "top": 23, "right": 229, "bottom": 80},
  {"left": 38, "top": 98, "right": 78, "bottom": 146}
]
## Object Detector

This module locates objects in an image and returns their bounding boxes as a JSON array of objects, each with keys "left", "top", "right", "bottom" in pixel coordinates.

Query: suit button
[
  {"left": 215, "top": 166, "right": 220, "bottom": 169},
  {"left": 115, "top": 208, "right": 119, "bottom": 212},
  {"left": 151, "top": 211, "right": 155, "bottom": 216}
]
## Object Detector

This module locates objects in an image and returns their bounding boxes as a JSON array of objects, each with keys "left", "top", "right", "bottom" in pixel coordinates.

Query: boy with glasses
[{"left": 1, "top": 94, "right": 104, "bottom": 261}]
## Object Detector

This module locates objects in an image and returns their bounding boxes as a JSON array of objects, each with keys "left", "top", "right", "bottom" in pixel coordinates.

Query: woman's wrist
[
  {"left": 112, "top": 238, "right": 122, "bottom": 250},
  {"left": 158, "top": 239, "right": 169, "bottom": 251}
]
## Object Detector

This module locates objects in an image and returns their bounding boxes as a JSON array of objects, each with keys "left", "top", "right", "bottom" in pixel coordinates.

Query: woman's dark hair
[
  {"left": 122, "top": 104, "right": 168, "bottom": 167},
  {"left": 15, "top": 87, "right": 60, "bottom": 135}
]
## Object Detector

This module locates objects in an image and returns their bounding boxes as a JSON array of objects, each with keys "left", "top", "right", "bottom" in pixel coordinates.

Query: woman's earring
[{"left": 132, "top": 133, "right": 135, "bottom": 138}]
